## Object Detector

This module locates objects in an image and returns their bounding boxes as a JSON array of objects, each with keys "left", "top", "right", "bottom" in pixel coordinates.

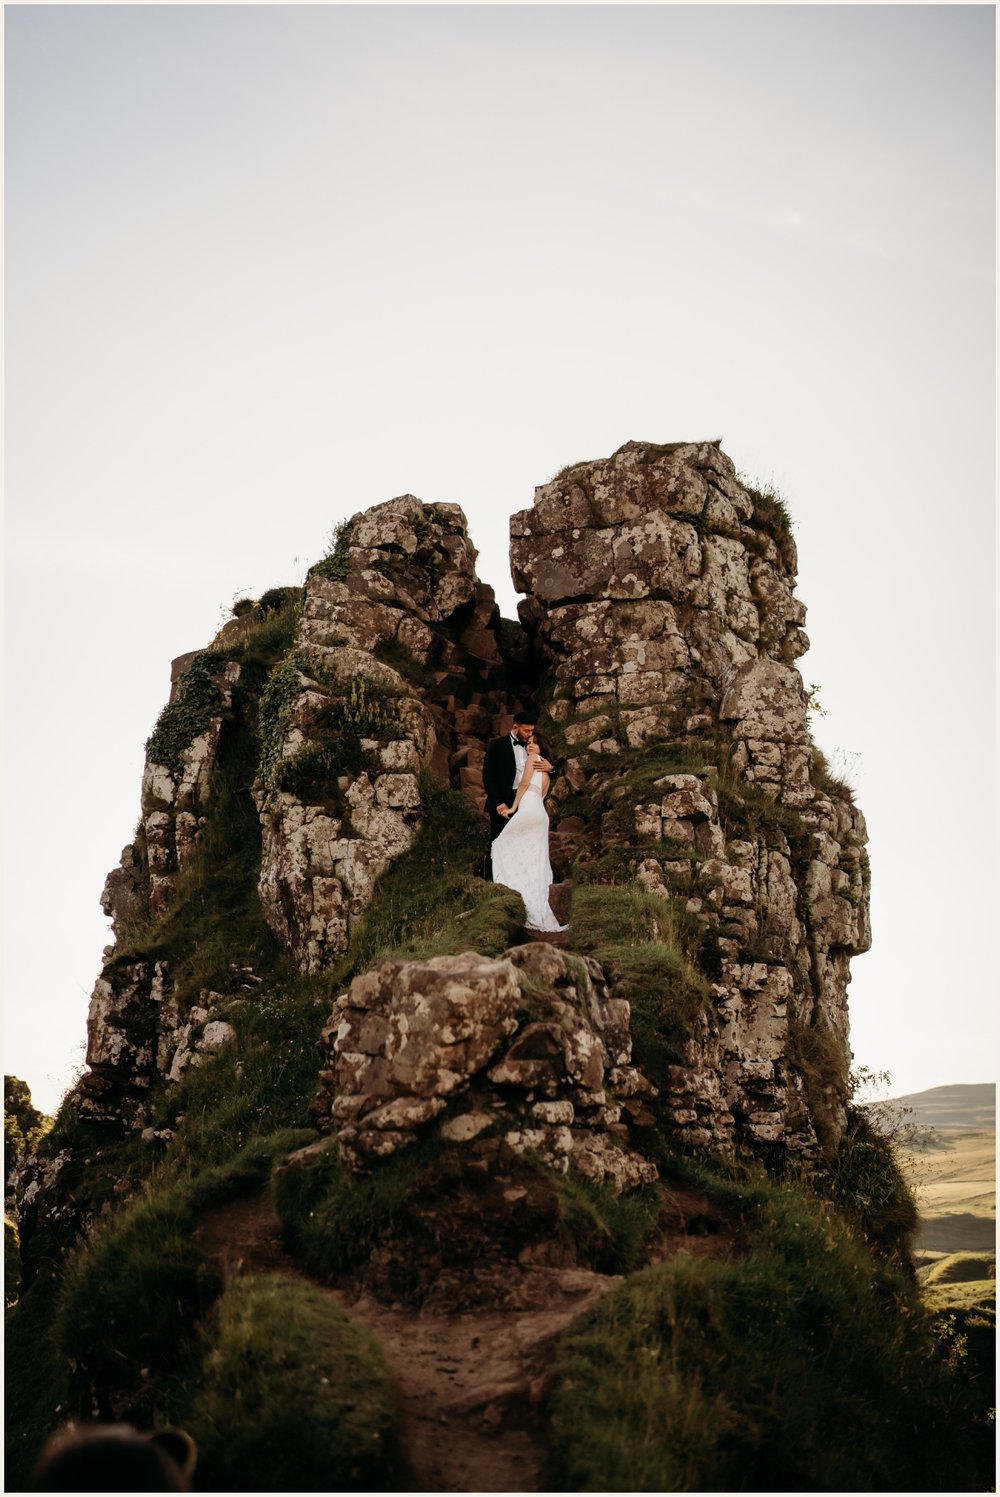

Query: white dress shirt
[{"left": 511, "top": 733, "right": 527, "bottom": 794}]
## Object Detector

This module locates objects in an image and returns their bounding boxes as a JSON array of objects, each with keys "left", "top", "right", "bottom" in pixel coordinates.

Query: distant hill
[
  {"left": 884, "top": 1084, "right": 995, "bottom": 1257},
  {"left": 887, "top": 1082, "right": 995, "bottom": 1131}
]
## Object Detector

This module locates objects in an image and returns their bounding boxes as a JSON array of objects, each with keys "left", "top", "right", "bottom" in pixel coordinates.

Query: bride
[{"left": 490, "top": 733, "right": 567, "bottom": 933}]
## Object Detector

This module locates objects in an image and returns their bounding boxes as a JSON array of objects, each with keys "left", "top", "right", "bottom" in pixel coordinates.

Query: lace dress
[{"left": 490, "top": 774, "right": 567, "bottom": 933}]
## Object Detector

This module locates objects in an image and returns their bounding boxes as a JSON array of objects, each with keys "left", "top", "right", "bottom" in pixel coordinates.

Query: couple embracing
[{"left": 482, "top": 711, "right": 567, "bottom": 934}]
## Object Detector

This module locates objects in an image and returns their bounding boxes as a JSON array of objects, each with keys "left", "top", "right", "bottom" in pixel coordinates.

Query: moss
[{"left": 145, "top": 650, "right": 228, "bottom": 773}]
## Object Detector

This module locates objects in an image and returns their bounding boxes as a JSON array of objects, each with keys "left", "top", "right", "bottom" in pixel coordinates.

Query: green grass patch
[
  {"left": 185, "top": 1274, "right": 404, "bottom": 1492},
  {"left": 53, "top": 1189, "right": 223, "bottom": 1387},
  {"left": 220, "top": 597, "right": 302, "bottom": 668},
  {"left": 920, "top": 1251, "right": 996, "bottom": 1288},
  {"left": 51, "top": 1131, "right": 313, "bottom": 1406},
  {"left": 568, "top": 885, "right": 710, "bottom": 1081},
  {"left": 548, "top": 1172, "right": 989, "bottom": 1492},
  {"left": 113, "top": 732, "right": 284, "bottom": 1010},
  {"left": 333, "top": 774, "right": 524, "bottom": 980}
]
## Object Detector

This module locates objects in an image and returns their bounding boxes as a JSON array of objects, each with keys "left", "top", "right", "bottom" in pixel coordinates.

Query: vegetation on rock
[{"left": 6, "top": 462, "right": 993, "bottom": 1493}]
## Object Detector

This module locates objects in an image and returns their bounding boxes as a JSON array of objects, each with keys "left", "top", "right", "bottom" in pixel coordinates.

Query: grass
[
  {"left": 4, "top": 1275, "right": 71, "bottom": 1490},
  {"left": 185, "top": 1274, "right": 404, "bottom": 1492},
  {"left": 568, "top": 884, "right": 711, "bottom": 1081},
  {"left": 331, "top": 773, "right": 525, "bottom": 982},
  {"left": 547, "top": 1170, "right": 991, "bottom": 1492}
]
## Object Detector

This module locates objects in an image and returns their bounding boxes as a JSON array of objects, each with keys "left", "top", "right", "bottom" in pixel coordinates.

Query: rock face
[
  {"left": 315, "top": 944, "right": 659, "bottom": 1191},
  {"left": 513, "top": 441, "right": 870, "bottom": 1155},
  {"left": 254, "top": 497, "right": 522, "bottom": 972}
]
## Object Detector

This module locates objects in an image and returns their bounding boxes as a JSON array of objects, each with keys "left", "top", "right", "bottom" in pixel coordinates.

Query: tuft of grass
[
  {"left": 222, "top": 597, "right": 302, "bottom": 667},
  {"left": 185, "top": 1274, "right": 404, "bottom": 1492},
  {"left": 740, "top": 479, "right": 797, "bottom": 570},
  {"left": 547, "top": 1171, "right": 990, "bottom": 1493}
]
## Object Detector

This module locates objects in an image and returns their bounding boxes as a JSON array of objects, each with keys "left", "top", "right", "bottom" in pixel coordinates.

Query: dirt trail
[{"left": 193, "top": 1191, "right": 621, "bottom": 1492}]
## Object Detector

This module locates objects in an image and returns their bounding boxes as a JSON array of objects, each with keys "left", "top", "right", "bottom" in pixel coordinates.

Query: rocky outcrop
[
  {"left": 513, "top": 441, "right": 870, "bottom": 1157},
  {"left": 68, "top": 441, "right": 869, "bottom": 1175},
  {"left": 253, "top": 497, "right": 527, "bottom": 972},
  {"left": 315, "top": 944, "right": 659, "bottom": 1191},
  {"left": 103, "top": 660, "right": 243, "bottom": 931}
]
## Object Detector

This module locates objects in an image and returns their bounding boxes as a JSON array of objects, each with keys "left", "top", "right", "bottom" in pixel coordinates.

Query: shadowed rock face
[{"left": 70, "top": 441, "right": 869, "bottom": 1179}]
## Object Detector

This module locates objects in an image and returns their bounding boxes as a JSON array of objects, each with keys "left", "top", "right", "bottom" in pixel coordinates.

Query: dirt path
[{"left": 193, "top": 1191, "right": 621, "bottom": 1492}]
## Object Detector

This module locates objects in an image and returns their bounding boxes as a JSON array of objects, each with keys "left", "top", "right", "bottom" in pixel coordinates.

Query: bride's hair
[{"left": 530, "top": 731, "right": 554, "bottom": 765}]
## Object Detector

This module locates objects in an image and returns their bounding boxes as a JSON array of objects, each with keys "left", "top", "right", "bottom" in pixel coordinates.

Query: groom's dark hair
[{"left": 513, "top": 709, "right": 536, "bottom": 724}]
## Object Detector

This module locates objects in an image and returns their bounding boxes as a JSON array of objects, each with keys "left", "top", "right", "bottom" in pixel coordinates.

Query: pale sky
[{"left": 4, "top": 4, "right": 996, "bottom": 1116}]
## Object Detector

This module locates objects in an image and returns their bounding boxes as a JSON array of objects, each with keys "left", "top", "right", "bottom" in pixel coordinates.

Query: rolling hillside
[{"left": 887, "top": 1083, "right": 995, "bottom": 1258}]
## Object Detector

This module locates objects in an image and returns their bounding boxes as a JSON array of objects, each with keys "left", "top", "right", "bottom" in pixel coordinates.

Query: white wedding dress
[{"left": 491, "top": 773, "right": 567, "bottom": 933}]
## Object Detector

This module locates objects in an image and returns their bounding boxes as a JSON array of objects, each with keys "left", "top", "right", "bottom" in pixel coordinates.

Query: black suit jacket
[{"left": 483, "top": 734, "right": 519, "bottom": 843}]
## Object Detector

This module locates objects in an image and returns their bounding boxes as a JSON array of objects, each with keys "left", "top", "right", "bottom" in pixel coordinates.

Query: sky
[{"left": 4, "top": 3, "right": 996, "bottom": 1117}]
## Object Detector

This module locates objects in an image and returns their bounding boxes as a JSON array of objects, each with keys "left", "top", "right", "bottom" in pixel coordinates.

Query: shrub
[
  {"left": 825, "top": 1105, "right": 919, "bottom": 1262},
  {"left": 547, "top": 1174, "right": 987, "bottom": 1492}
]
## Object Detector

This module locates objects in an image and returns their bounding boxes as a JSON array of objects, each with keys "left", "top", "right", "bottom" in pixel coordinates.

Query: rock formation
[{"left": 38, "top": 441, "right": 870, "bottom": 1193}]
